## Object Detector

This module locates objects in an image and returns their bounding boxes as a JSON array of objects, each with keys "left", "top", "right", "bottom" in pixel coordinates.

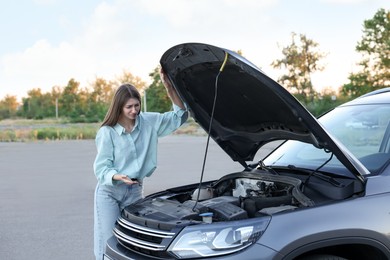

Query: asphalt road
[{"left": 0, "top": 135, "right": 264, "bottom": 260}]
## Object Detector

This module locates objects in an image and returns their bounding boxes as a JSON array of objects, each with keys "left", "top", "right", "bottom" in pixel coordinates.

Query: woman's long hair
[{"left": 101, "top": 84, "right": 142, "bottom": 127}]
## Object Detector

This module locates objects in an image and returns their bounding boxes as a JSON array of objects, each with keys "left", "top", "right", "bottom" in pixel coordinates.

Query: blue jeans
[{"left": 94, "top": 182, "right": 143, "bottom": 260}]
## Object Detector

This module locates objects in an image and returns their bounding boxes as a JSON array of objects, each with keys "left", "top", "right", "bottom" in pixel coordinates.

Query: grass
[
  {"left": 0, "top": 118, "right": 204, "bottom": 142},
  {"left": 0, "top": 119, "right": 100, "bottom": 142}
]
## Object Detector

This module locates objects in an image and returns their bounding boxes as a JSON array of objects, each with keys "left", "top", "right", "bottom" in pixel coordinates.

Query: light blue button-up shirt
[{"left": 94, "top": 105, "right": 188, "bottom": 186}]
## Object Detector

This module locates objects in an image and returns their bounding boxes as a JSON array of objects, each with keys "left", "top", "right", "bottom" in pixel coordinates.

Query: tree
[
  {"left": 116, "top": 69, "right": 147, "bottom": 91},
  {"left": 20, "top": 88, "right": 55, "bottom": 119},
  {"left": 145, "top": 67, "right": 172, "bottom": 113},
  {"left": 18, "top": 87, "right": 61, "bottom": 119},
  {"left": 86, "top": 77, "right": 115, "bottom": 121},
  {"left": 0, "top": 95, "right": 19, "bottom": 119},
  {"left": 59, "top": 79, "right": 81, "bottom": 118},
  {"left": 308, "top": 87, "right": 347, "bottom": 117},
  {"left": 115, "top": 70, "right": 148, "bottom": 111},
  {"left": 341, "top": 8, "right": 390, "bottom": 98},
  {"left": 89, "top": 77, "right": 115, "bottom": 104},
  {"left": 272, "top": 33, "right": 327, "bottom": 105}
]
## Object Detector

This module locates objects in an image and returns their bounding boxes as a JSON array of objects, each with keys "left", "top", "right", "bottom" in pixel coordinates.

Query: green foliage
[
  {"left": 0, "top": 108, "right": 10, "bottom": 120},
  {"left": 145, "top": 67, "right": 172, "bottom": 113},
  {"left": 356, "top": 8, "right": 390, "bottom": 85},
  {"left": 85, "top": 77, "right": 114, "bottom": 121},
  {"left": 305, "top": 94, "right": 346, "bottom": 117},
  {"left": 0, "top": 95, "right": 18, "bottom": 119},
  {"left": 0, "top": 70, "right": 149, "bottom": 123},
  {"left": 59, "top": 79, "right": 82, "bottom": 118},
  {"left": 116, "top": 69, "right": 147, "bottom": 90},
  {"left": 340, "top": 73, "right": 371, "bottom": 98},
  {"left": 35, "top": 126, "right": 97, "bottom": 140},
  {"left": 272, "top": 32, "right": 326, "bottom": 105},
  {"left": 0, "top": 129, "right": 17, "bottom": 141},
  {"left": 0, "top": 119, "right": 201, "bottom": 141},
  {"left": 0, "top": 122, "right": 99, "bottom": 142},
  {"left": 19, "top": 88, "right": 56, "bottom": 119},
  {"left": 341, "top": 8, "right": 390, "bottom": 98}
]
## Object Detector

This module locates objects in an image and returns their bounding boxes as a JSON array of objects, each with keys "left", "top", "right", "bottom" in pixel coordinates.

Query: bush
[
  {"left": 35, "top": 126, "right": 98, "bottom": 140},
  {"left": 0, "top": 120, "right": 100, "bottom": 142},
  {"left": 0, "top": 130, "right": 17, "bottom": 141}
]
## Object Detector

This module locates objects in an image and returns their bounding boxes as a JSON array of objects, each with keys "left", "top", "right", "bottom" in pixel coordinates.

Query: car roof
[{"left": 344, "top": 88, "right": 390, "bottom": 106}]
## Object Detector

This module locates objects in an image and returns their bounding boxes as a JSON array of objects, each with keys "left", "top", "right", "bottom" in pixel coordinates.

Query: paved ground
[{"left": 0, "top": 135, "right": 269, "bottom": 260}]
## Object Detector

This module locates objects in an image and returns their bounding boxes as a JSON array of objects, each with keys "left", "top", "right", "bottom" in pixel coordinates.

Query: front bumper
[{"left": 104, "top": 236, "right": 281, "bottom": 260}]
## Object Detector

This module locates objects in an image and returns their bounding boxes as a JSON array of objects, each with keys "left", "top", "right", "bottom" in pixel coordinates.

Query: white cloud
[
  {"left": 33, "top": 0, "right": 59, "bottom": 5},
  {"left": 0, "top": 2, "right": 127, "bottom": 100},
  {"left": 1, "top": 40, "right": 92, "bottom": 98},
  {"left": 0, "top": 0, "right": 386, "bottom": 101},
  {"left": 321, "top": 0, "right": 368, "bottom": 4},
  {"left": 135, "top": 0, "right": 276, "bottom": 29}
]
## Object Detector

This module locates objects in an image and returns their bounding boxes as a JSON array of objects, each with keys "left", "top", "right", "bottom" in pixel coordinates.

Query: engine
[{"left": 124, "top": 171, "right": 313, "bottom": 223}]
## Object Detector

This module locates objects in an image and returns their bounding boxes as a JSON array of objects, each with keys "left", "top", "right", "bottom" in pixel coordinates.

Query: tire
[{"left": 298, "top": 254, "right": 348, "bottom": 260}]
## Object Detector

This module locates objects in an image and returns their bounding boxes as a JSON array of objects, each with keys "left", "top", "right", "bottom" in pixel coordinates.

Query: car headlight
[{"left": 167, "top": 217, "right": 271, "bottom": 259}]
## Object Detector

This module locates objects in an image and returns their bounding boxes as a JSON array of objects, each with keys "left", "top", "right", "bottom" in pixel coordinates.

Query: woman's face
[{"left": 121, "top": 98, "right": 140, "bottom": 121}]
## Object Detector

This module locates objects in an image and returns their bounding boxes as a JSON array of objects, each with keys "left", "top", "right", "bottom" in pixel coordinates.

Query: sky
[{"left": 0, "top": 0, "right": 388, "bottom": 101}]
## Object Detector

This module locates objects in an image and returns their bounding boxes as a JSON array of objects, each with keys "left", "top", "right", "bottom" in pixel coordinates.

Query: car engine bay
[{"left": 122, "top": 169, "right": 359, "bottom": 224}]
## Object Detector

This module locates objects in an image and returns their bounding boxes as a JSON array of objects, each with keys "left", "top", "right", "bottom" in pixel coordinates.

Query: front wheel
[{"left": 298, "top": 254, "right": 348, "bottom": 260}]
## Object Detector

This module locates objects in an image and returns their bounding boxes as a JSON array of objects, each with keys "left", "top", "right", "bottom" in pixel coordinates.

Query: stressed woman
[{"left": 93, "top": 69, "right": 188, "bottom": 260}]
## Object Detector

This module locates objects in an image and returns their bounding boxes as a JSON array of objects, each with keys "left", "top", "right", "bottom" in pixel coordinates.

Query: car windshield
[{"left": 263, "top": 104, "right": 390, "bottom": 176}]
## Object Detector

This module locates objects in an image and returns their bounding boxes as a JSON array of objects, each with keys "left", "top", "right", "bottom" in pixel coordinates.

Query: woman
[{"left": 93, "top": 68, "right": 188, "bottom": 260}]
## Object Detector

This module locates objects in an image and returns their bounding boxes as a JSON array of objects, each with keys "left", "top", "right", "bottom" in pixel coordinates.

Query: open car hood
[{"left": 160, "top": 43, "right": 368, "bottom": 181}]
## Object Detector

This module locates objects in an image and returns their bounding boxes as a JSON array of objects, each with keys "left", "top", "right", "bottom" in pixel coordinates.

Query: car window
[
  {"left": 263, "top": 104, "right": 390, "bottom": 175},
  {"left": 322, "top": 104, "right": 390, "bottom": 157}
]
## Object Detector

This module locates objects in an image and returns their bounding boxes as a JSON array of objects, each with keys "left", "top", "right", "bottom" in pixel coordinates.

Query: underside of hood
[{"left": 160, "top": 43, "right": 367, "bottom": 181}]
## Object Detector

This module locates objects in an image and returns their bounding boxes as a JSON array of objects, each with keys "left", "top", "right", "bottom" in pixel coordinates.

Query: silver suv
[{"left": 103, "top": 43, "right": 390, "bottom": 260}]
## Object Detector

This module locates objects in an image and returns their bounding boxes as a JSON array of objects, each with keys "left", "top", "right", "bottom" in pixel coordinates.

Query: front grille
[{"left": 113, "top": 216, "right": 180, "bottom": 258}]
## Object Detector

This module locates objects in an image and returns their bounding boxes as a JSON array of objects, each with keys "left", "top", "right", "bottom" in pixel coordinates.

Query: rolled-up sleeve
[
  {"left": 93, "top": 127, "right": 118, "bottom": 186},
  {"left": 173, "top": 104, "right": 189, "bottom": 125},
  {"left": 155, "top": 104, "right": 188, "bottom": 137}
]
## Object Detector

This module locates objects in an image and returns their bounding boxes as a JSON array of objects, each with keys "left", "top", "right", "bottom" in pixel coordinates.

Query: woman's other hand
[
  {"left": 159, "top": 67, "right": 185, "bottom": 109},
  {"left": 112, "top": 174, "right": 138, "bottom": 185},
  {"left": 159, "top": 67, "right": 173, "bottom": 90}
]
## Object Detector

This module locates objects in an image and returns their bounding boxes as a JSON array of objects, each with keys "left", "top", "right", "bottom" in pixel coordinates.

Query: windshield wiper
[
  {"left": 284, "top": 152, "right": 346, "bottom": 191},
  {"left": 286, "top": 164, "right": 344, "bottom": 188},
  {"left": 302, "top": 152, "right": 334, "bottom": 189},
  {"left": 269, "top": 164, "right": 344, "bottom": 188},
  {"left": 247, "top": 160, "right": 280, "bottom": 175}
]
